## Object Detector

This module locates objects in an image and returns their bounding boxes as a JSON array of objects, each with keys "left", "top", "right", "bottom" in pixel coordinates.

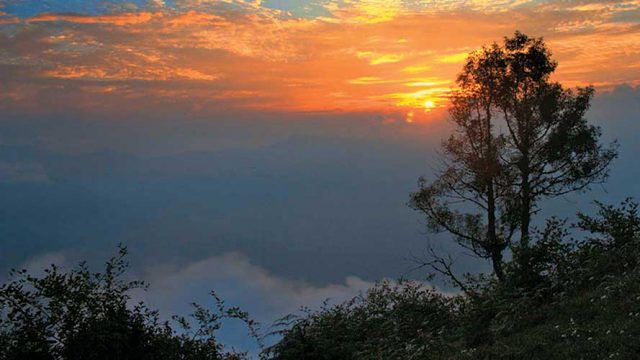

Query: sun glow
[{"left": 424, "top": 100, "right": 435, "bottom": 110}]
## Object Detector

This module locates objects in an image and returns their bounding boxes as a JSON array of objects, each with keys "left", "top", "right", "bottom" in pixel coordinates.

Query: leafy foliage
[
  {"left": 0, "top": 245, "right": 259, "bottom": 360},
  {"left": 410, "top": 32, "right": 617, "bottom": 283},
  {"left": 263, "top": 280, "right": 457, "bottom": 360},
  {"left": 268, "top": 200, "right": 640, "bottom": 359}
]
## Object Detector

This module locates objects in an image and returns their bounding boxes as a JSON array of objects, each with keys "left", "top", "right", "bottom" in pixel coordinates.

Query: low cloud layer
[
  {"left": 139, "top": 252, "right": 374, "bottom": 322},
  {"left": 19, "top": 249, "right": 379, "bottom": 354}
]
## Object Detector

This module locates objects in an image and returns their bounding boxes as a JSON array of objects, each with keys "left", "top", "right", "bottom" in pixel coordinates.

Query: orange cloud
[
  {"left": 0, "top": 1, "right": 638, "bottom": 119},
  {"left": 356, "top": 51, "right": 405, "bottom": 65},
  {"left": 437, "top": 52, "right": 471, "bottom": 64},
  {"left": 348, "top": 77, "right": 398, "bottom": 85}
]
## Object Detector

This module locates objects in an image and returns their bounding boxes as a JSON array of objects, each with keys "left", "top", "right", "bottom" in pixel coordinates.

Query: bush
[
  {"left": 267, "top": 200, "right": 640, "bottom": 360},
  {"left": 0, "top": 245, "right": 258, "bottom": 360}
]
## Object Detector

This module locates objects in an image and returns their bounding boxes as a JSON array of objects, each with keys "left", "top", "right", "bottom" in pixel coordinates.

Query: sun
[{"left": 424, "top": 100, "right": 435, "bottom": 111}]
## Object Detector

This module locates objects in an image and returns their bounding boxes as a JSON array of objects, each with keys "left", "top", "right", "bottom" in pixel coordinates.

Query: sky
[
  {"left": 1, "top": 0, "right": 640, "bottom": 354},
  {"left": 1, "top": 0, "right": 639, "bottom": 120}
]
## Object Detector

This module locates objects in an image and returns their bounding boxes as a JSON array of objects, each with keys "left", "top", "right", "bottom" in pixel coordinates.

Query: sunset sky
[
  {"left": 1, "top": 0, "right": 639, "bottom": 121},
  {"left": 1, "top": 0, "right": 640, "bottom": 354}
]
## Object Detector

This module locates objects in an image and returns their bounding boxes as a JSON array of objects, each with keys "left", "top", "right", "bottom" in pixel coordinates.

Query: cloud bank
[{"left": 0, "top": 0, "right": 638, "bottom": 120}]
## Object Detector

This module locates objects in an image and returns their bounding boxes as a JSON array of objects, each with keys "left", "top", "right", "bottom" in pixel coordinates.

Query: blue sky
[{"left": 1, "top": 0, "right": 334, "bottom": 17}]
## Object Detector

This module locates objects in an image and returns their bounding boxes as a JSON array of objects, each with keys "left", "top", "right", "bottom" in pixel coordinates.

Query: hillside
[{"left": 265, "top": 200, "right": 640, "bottom": 359}]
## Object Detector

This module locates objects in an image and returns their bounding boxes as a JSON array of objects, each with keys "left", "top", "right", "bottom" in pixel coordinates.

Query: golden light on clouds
[
  {"left": 357, "top": 51, "right": 405, "bottom": 65},
  {"left": 0, "top": 0, "right": 639, "bottom": 121},
  {"left": 438, "top": 52, "right": 471, "bottom": 64},
  {"left": 402, "top": 65, "right": 431, "bottom": 74}
]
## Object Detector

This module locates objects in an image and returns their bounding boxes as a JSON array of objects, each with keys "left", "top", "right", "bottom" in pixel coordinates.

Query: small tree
[
  {"left": 495, "top": 32, "right": 617, "bottom": 249},
  {"left": 411, "top": 31, "right": 617, "bottom": 285},
  {"left": 410, "top": 43, "right": 516, "bottom": 282},
  {"left": 492, "top": 32, "right": 617, "bottom": 282}
]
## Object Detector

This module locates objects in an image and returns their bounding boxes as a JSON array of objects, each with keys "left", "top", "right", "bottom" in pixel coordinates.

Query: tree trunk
[
  {"left": 487, "top": 180, "right": 504, "bottom": 281},
  {"left": 520, "top": 170, "right": 531, "bottom": 248},
  {"left": 518, "top": 153, "right": 533, "bottom": 280},
  {"left": 491, "top": 244, "right": 505, "bottom": 281},
  {"left": 485, "top": 104, "right": 504, "bottom": 281}
]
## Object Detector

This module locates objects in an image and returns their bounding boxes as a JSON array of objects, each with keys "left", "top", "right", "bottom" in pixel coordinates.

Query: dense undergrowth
[
  {"left": 2, "top": 200, "right": 638, "bottom": 359},
  {"left": 265, "top": 200, "right": 640, "bottom": 359},
  {"left": 0, "top": 246, "right": 259, "bottom": 360}
]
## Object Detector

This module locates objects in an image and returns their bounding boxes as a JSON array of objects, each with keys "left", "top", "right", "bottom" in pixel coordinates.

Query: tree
[
  {"left": 496, "top": 32, "right": 616, "bottom": 246},
  {"left": 493, "top": 32, "right": 617, "bottom": 280},
  {"left": 411, "top": 31, "right": 617, "bottom": 285},
  {"left": 410, "top": 40, "right": 517, "bottom": 283}
]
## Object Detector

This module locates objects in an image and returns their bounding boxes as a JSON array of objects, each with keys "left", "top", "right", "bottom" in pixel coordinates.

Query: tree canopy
[{"left": 410, "top": 31, "right": 617, "bottom": 285}]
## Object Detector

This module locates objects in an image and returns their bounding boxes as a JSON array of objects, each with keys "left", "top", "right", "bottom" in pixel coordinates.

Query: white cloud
[
  {"left": 130, "top": 252, "right": 378, "bottom": 354},
  {"left": 137, "top": 252, "right": 374, "bottom": 320}
]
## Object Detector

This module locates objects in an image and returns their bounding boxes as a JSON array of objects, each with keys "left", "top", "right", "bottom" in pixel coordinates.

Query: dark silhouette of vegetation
[
  {"left": 410, "top": 31, "right": 617, "bottom": 284},
  {"left": 6, "top": 200, "right": 639, "bottom": 359},
  {"left": 266, "top": 199, "right": 640, "bottom": 359},
  {"left": 264, "top": 281, "right": 456, "bottom": 359},
  {"left": 0, "top": 245, "right": 260, "bottom": 360}
]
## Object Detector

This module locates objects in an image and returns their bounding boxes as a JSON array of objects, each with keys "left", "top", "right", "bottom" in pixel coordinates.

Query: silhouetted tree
[
  {"left": 494, "top": 33, "right": 616, "bottom": 232},
  {"left": 411, "top": 31, "right": 617, "bottom": 285},
  {"left": 410, "top": 42, "right": 516, "bottom": 282},
  {"left": 493, "top": 32, "right": 616, "bottom": 280}
]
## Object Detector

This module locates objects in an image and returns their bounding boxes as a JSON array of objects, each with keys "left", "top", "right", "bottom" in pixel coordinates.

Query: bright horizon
[{"left": 1, "top": 1, "right": 639, "bottom": 123}]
